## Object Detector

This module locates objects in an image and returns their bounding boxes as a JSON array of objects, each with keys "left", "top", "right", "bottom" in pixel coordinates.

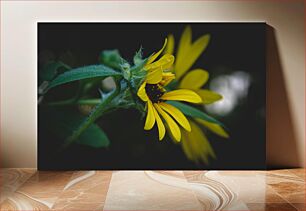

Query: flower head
[{"left": 137, "top": 39, "right": 202, "bottom": 142}]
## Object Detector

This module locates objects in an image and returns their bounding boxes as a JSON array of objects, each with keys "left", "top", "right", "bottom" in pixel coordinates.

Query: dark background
[{"left": 38, "top": 23, "right": 266, "bottom": 170}]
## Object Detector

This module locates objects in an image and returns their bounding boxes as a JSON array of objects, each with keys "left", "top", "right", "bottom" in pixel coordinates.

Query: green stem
[
  {"left": 47, "top": 98, "right": 77, "bottom": 106},
  {"left": 60, "top": 79, "right": 121, "bottom": 150},
  {"left": 77, "top": 99, "right": 101, "bottom": 105},
  {"left": 46, "top": 82, "right": 83, "bottom": 106},
  {"left": 47, "top": 98, "right": 101, "bottom": 106}
]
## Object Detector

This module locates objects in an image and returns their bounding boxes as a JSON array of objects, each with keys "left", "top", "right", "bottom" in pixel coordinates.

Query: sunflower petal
[
  {"left": 147, "top": 38, "right": 168, "bottom": 65},
  {"left": 144, "top": 101, "right": 156, "bottom": 130},
  {"left": 160, "top": 72, "right": 175, "bottom": 86},
  {"left": 175, "top": 26, "right": 192, "bottom": 79},
  {"left": 137, "top": 82, "right": 148, "bottom": 102},
  {"left": 155, "top": 103, "right": 181, "bottom": 142},
  {"left": 161, "top": 89, "right": 202, "bottom": 103},
  {"left": 181, "top": 120, "right": 216, "bottom": 163},
  {"left": 196, "top": 89, "right": 223, "bottom": 104},
  {"left": 176, "top": 34, "right": 210, "bottom": 79},
  {"left": 190, "top": 120, "right": 216, "bottom": 159},
  {"left": 146, "top": 67, "right": 163, "bottom": 84},
  {"left": 159, "top": 102, "right": 191, "bottom": 132},
  {"left": 164, "top": 34, "right": 175, "bottom": 55},
  {"left": 196, "top": 118, "right": 229, "bottom": 138},
  {"left": 179, "top": 69, "right": 209, "bottom": 89},
  {"left": 152, "top": 104, "right": 165, "bottom": 140},
  {"left": 146, "top": 54, "right": 175, "bottom": 71},
  {"left": 181, "top": 131, "right": 194, "bottom": 160}
]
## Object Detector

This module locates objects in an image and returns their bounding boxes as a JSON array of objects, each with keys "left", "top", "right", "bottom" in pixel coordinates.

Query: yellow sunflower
[
  {"left": 137, "top": 39, "right": 202, "bottom": 142},
  {"left": 164, "top": 26, "right": 229, "bottom": 163}
]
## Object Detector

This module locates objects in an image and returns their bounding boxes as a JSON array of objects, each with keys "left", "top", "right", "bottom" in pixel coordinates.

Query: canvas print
[{"left": 38, "top": 23, "right": 266, "bottom": 170}]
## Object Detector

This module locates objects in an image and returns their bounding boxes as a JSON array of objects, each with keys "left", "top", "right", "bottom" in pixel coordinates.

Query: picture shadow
[{"left": 266, "top": 25, "right": 299, "bottom": 169}]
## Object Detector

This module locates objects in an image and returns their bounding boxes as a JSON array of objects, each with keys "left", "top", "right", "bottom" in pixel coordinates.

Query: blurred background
[{"left": 38, "top": 23, "right": 266, "bottom": 170}]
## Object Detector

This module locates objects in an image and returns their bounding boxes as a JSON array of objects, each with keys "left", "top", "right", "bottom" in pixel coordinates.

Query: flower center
[{"left": 145, "top": 84, "right": 165, "bottom": 103}]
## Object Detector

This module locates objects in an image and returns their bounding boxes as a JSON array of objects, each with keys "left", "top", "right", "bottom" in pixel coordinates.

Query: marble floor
[{"left": 0, "top": 169, "right": 304, "bottom": 210}]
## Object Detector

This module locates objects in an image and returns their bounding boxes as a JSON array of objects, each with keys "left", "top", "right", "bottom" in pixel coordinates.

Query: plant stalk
[{"left": 59, "top": 79, "right": 121, "bottom": 150}]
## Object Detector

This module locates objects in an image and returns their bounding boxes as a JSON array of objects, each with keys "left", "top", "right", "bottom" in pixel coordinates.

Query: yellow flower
[
  {"left": 165, "top": 26, "right": 229, "bottom": 163},
  {"left": 137, "top": 39, "right": 202, "bottom": 142}
]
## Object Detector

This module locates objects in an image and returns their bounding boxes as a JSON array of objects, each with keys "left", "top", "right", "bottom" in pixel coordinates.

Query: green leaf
[
  {"left": 99, "top": 50, "right": 128, "bottom": 70},
  {"left": 40, "top": 61, "right": 70, "bottom": 81},
  {"left": 62, "top": 80, "right": 121, "bottom": 148},
  {"left": 77, "top": 123, "right": 110, "bottom": 148},
  {"left": 133, "top": 47, "right": 143, "bottom": 65},
  {"left": 130, "top": 58, "right": 147, "bottom": 89},
  {"left": 46, "top": 65, "right": 121, "bottom": 92},
  {"left": 40, "top": 108, "right": 110, "bottom": 148},
  {"left": 130, "top": 57, "right": 147, "bottom": 74},
  {"left": 167, "top": 101, "right": 225, "bottom": 127}
]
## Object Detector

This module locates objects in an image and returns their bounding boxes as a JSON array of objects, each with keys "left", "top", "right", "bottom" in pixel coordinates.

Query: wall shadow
[{"left": 266, "top": 25, "right": 299, "bottom": 168}]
